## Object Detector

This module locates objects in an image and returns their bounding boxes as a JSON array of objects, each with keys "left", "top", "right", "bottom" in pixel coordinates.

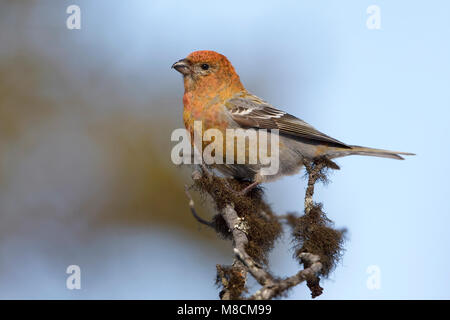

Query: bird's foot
[{"left": 239, "top": 181, "right": 260, "bottom": 196}]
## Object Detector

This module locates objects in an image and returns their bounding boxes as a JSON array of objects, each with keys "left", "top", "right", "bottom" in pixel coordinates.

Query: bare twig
[
  {"left": 250, "top": 252, "right": 322, "bottom": 300},
  {"left": 184, "top": 157, "right": 343, "bottom": 299},
  {"left": 184, "top": 185, "right": 214, "bottom": 228}
]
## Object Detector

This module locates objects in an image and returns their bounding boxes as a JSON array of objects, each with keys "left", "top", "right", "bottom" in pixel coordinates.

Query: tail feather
[{"left": 330, "top": 145, "right": 415, "bottom": 160}]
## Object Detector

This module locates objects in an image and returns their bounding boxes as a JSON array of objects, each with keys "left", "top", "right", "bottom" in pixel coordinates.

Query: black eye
[{"left": 201, "top": 63, "right": 209, "bottom": 70}]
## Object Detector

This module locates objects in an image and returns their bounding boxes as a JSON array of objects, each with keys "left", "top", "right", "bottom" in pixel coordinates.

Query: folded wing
[{"left": 225, "top": 93, "right": 350, "bottom": 148}]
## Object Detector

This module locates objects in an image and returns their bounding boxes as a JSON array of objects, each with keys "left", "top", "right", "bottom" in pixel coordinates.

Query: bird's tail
[{"left": 329, "top": 145, "right": 415, "bottom": 160}]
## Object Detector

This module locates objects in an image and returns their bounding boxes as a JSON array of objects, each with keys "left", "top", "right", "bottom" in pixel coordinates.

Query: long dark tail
[{"left": 329, "top": 145, "right": 415, "bottom": 160}]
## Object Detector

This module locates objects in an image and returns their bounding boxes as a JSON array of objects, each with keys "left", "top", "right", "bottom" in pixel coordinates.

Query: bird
[{"left": 172, "top": 50, "right": 414, "bottom": 193}]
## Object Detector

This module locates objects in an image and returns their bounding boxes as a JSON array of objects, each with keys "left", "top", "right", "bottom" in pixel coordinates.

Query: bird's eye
[{"left": 201, "top": 63, "right": 210, "bottom": 70}]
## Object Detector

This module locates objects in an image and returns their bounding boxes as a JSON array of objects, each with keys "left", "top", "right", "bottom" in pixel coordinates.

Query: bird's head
[{"left": 172, "top": 50, "right": 244, "bottom": 94}]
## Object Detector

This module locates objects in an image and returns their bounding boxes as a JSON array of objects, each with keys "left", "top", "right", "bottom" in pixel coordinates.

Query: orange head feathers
[
  {"left": 172, "top": 50, "right": 245, "bottom": 95},
  {"left": 172, "top": 50, "right": 246, "bottom": 136}
]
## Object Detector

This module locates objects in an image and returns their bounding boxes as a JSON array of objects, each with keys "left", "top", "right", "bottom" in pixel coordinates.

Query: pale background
[{"left": 0, "top": 0, "right": 448, "bottom": 299}]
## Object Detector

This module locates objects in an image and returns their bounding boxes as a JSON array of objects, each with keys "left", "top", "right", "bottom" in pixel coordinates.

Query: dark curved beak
[{"left": 171, "top": 59, "right": 190, "bottom": 76}]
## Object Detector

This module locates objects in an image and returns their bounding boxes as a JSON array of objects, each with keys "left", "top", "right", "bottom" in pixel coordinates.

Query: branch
[
  {"left": 220, "top": 203, "right": 322, "bottom": 300},
  {"left": 184, "top": 185, "right": 214, "bottom": 228},
  {"left": 221, "top": 204, "right": 274, "bottom": 286},
  {"left": 250, "top": 253, "right": 322, "bottom": 300},
  {"left": 303, "top": 157, "right": 336, "bottom": 214}
]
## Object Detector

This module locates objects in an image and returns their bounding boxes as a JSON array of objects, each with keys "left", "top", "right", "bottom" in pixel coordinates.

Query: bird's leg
[
  {"left": 239, "top": 173, "right": 265, "bottom": 195},
  {"left": 239, "top": 181, "right": 260, "bottom": 195}
]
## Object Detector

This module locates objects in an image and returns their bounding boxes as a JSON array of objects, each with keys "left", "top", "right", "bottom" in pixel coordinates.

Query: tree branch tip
[{"left": 299, "top": 252, "right": 321, "bottom": 264}]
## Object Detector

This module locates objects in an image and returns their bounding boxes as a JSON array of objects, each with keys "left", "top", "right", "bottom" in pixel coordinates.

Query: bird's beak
[{"left": 171, "top": 59, "right": 191, "bottom": 76}]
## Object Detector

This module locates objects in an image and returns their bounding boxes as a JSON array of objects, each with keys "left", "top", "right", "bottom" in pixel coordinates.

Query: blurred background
[{"left": 0, "top": 0, "right": 448, "bottom": 299}]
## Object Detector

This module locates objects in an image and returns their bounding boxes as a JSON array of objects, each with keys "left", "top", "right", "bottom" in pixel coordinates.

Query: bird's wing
[{"left": 225, "top": 93, "right": 350, "bottom": 148}]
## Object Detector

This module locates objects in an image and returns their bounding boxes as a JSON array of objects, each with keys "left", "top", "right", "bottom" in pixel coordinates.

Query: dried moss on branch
[{"left": 185, "top": 158, "right": 345, "bottom": 299}]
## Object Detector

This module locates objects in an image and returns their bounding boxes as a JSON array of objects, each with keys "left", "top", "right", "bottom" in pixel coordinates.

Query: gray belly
[{"left": 211, "top": 133, "right": 321, "bottom": 182}]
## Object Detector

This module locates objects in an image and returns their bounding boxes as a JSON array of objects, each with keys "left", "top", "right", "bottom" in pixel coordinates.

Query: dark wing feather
[{"left": 225, "top": 93, "right": 350, "bottom": 148}]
